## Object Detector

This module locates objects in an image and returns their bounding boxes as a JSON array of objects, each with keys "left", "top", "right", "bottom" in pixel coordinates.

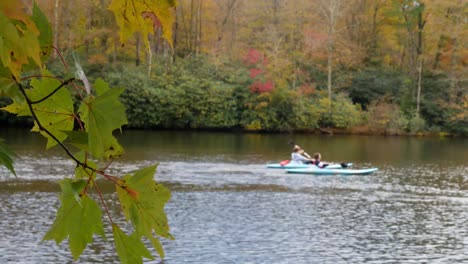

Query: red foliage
[
  {"left": 142, "top": 11, "right": 162, "bottom": 31},
  {"left": 243, "top": 48, "right": 275, "bottom": 94},
  {"left": 249, "top": 80, "right": 274, "bottom": 93},
  {"left": 249, "top": 68, "right": 263, "bottom": 79},
  {"left": 243, "top": 48, "right": 264, "bottom": 65}
]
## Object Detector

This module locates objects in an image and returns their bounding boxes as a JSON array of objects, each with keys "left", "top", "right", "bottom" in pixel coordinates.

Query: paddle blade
[{"left": 279, "top": 160, "right": 290, "bottom": 166}]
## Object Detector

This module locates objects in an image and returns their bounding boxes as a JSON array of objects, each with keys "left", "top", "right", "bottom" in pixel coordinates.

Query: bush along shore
[{"left": 1, "top": 56, "right": 466, "bottom": 137}]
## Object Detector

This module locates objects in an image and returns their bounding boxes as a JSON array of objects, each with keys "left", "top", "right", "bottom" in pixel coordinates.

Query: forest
[{"left": 1, "top": 0, "right": 467, "bottom": 135}]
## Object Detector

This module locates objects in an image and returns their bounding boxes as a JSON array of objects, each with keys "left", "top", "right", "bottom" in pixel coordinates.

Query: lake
[{"left": 0, "top": 128, "right": 467, "bottom": 263}]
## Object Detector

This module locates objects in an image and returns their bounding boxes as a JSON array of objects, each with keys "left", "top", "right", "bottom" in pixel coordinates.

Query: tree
[
  {"left": 0, "top": 0, "right": 176, "bottom": 263},
  {"left": 315, "top": 0, "right": 345, "bottom": 112}
]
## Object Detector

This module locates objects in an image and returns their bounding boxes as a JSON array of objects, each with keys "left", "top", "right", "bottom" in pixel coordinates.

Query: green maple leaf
[
  {"left": 72, "top": 150, "right": 97, "bottom": 181},
  {"left": 0, "top": 138, "right": 16, "bottom": 176},
  {"left": 113, "top": 224, "right": 154, "bottom": 264},
  {"left": 63, "top": 130, "right": 89, "bottom": 152},
  {"left": 78, "top": 78, "right": 128, "bottom": 159},
  {"left": 108, "top": 0, "right": 176, "bottom": 48},
  {"left": 43, "top": 178, "right": 105, "bottom": 260},
  {"left": 29, "top": 1, "right": 53, "bottom": 63},
  {"left": 116, "top": 164, "right": 173, "bottom": 258},
  {"left": 0, "top": 65, "right": 21, "bottom": 101},
  {"left": 1, "top": 70, "right": 75, "bottom": 149},
  {"left": 29, "top": 73, "right": 75, "bottom": 149}
]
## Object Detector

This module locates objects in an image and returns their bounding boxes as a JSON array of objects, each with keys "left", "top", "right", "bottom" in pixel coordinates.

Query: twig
[
  {"left": 51, "top": 45, "right": 69, "bottom": 72},
  {"left": 13, "top": 75, "right": 88, "bottom": 169},
  {"left": 30, "top": 78, "right": 75, "bottom": 104},
  {"left": 92, "top": 177, "right": 114, "bottom": 225}
]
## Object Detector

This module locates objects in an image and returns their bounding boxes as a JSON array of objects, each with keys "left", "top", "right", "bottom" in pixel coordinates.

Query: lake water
[{"left": 0, "top": 128, "right": 467, "bottom": 263}]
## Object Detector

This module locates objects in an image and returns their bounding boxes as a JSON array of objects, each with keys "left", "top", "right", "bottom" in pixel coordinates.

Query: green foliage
[
  {"left": 111, "top": 58, "right": 247, "bottom": 130},
  {"left": 1, "top": 2, "right": 176, "bottom": 263},
  {"left": 329, "top": 94, "right": 363, "bottom": 128},
  {"left": 3, "top": 70, "right": 74, "bottom": 148},
  {"left": 0, "top": 137, "right": 16, "bottom": 176},
  {"left": 408, "top": 115, "right": 426, "bottom": 133},
  {"left": 102, "top": 58, "right": 369, "bottom": 132},
  {"left": 113, "top": 225, "right": 153, "bottom": 264},
  {"left": 43, "top": 179, "right": 105, "bottom": 260},
  {"left": 116, "top": 165, "right": 173, "bottom": 247},
  {"left": 347, "top": 67, "right": 408, "bottom": 110},
  {"left": 290, "top": 96, "right": 321, "bottom": 131},
  {"left": 78, "top": 79, "right": 127, "bottom": 159}
]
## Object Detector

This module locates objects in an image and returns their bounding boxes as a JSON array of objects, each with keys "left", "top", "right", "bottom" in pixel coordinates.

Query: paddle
[{"left": 288, "top": 140, "right": 312, "bottom": 159}]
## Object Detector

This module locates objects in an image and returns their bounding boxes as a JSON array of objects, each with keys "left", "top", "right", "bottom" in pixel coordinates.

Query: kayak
[
  {"left": 266, "top": 163, "right": 352, "bottom": 169},
  {"left": 286, "top": 167, "right": 378, "bottom": 175}
]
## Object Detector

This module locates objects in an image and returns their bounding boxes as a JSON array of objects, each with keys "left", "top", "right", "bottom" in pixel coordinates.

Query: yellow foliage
[
  {"left": 0, "top": 1, "right": 42, "bottom": 77},
  {"left": 108, "top": 0, "right": 176, "bottom": 48}
]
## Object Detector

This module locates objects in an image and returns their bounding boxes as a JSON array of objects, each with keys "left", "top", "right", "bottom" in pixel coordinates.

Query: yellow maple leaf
[
  {"left": 108, "top": 0, "right": 176, "bottom": 48},
  {"left": 0, "top": 1, "right": 42, "bottom": 78}
]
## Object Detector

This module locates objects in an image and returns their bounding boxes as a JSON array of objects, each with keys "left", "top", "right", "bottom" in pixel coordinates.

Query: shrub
[
  {"left": 408, "top": 115, "right": 426, "bottom": 133},
  {"left": 347, "top": 67, "right": 408, "bottom": 110},
  {"left": 367, "top": 99, "right": 408, "bottom": 134}
]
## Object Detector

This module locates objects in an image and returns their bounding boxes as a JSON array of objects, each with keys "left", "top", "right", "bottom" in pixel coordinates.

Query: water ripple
[{"left": 0, "top": 154, "right": 467, "bottom": 263}]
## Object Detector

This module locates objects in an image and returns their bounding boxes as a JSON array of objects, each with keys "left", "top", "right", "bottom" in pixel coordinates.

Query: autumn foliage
[{"left": 243, "top": 48, "right": 274, "bottom": 93}]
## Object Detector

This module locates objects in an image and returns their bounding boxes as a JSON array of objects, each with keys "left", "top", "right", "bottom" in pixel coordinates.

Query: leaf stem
[
  {"left": 92, "top": 177, "right": 114, "bottom": 225},
  {"left": 51, "top": 45, "right": 69, "bottom": 72}
]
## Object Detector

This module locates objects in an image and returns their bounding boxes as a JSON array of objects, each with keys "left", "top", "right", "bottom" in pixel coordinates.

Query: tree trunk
[
  {"left": 147, "top": 38, "right": 153, "bottom": 76},
  {"left": 136, "top": 34, "right": 141, "bottom": 66},
  {"left": 196, "top": 0, "right": 202, "bottom": 55},
  {"left": 415, "top": 6, "right": 426, "bottom": 117},
  {"left": 53, "top": 0, "right": 60, "bottom": 58},
  {"left": 189, "top": 0, "right": 194, "bottom": 52},
  {"left": 173, "top": 6, "right": 178, "bottom": 63},
  {"left": 432, "top": 34, "right": 446, "bottom": 70},
  {"left": 448, "top": 0, "right": 462, "bottom": 103},
  {"left": 416, "top": 55, "right": 423, "bottom": 117}
]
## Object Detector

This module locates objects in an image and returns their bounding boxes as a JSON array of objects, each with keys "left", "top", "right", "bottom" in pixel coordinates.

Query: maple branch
[
  {"left": 30, "top": 77, "right": 75, "bottom": 104},
  {"left": 15, "top": 75, "right": 127, "bottom": 201},
  {"left": 13, "top": 75, "right": 88, "bottom": 169}
]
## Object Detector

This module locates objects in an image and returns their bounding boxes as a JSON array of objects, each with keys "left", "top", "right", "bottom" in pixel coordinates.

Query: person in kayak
[
  {"left": 291, "top": 145, "right": 313, "bottom": 164},
  {"left": 291, "top": 146, "right": 330, "bottom": 168},
  {"left": 291, "top": 145, "right": 348, "bottom": 168},
  {"left": 310, "top": 152, "right": 329, "bottom": 168}
]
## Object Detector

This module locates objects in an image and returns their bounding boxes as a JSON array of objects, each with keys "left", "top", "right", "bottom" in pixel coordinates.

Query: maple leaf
[
  {"left": 113, "top": 224, "right": 154, "bottom": 264},
  {"left": 0, "top": 1, "right": 42, "bottom": 78},
  {"left": 1, "top": 70, "right": 75, "bottom": 149},
  {"left": 78, "top": 78, "right": 128, "bottom": 159},
  {"left": 108, "top": 0, "right": 176, "bottom": 48},
  {"left": 29, "top": 75, "right": 75, "bottom": 149},
  {"left": 0, "top": 138, "right": 16, "bottom": 176},
  {"left": 116, "top": 165, "right": 173, "bottom": 258},
  {"left": 43, "top": 178, "right": 105, "bottom": 261},
  {"left": 0, "top": 65, "right": 19, "bottom": 101}
]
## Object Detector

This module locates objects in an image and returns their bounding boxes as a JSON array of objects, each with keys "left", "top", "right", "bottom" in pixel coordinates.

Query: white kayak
[
  {"left": 266, "top": 163, "right": 352, "bottom": 169},
  {"left": 286, "top": 167, "right": 378, "bottom": 175}
]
